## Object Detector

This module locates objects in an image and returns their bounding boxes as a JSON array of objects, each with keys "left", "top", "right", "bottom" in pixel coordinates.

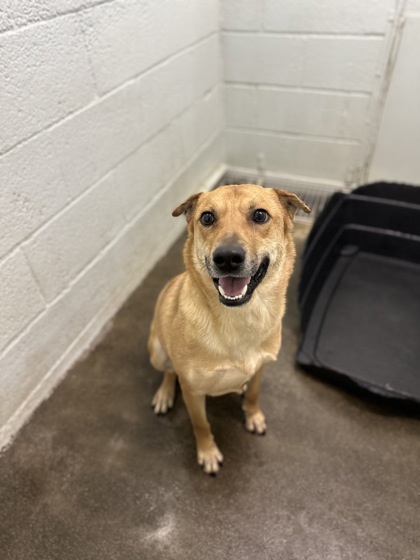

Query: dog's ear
[
  {"left": 274, "top": 189, "right": 311, "bottom": 220},
  {"left": 172, "top": 193, "right": 202, "bottom": 221}
]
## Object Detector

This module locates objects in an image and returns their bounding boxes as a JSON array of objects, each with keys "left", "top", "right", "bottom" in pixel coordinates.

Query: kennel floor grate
[{"left": 215, "top": 170, "right": 337, "bottom": 223}]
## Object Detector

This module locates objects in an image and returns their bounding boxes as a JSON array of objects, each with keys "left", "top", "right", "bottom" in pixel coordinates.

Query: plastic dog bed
[{"left": 297, "top": 183, "right": 420, "bottom": 402}]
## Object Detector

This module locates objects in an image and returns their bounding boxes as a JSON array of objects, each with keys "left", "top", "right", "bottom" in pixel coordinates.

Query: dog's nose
[{"left": 213, "top": 245, "right": 245, "bottom": 273}]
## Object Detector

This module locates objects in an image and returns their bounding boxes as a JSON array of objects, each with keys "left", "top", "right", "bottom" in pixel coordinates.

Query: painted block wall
[
  {"left": 0, "top": 0, "right": 224, "bottom": 448},
  {"left": 222, "top": 0, "right": 397, "bottom": 186},
  {"left": 369, "top": 4, "right": 420, "bottom": 184}
]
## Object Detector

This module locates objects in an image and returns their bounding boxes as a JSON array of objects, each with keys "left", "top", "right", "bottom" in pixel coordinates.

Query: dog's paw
[
  {"left": 245, "top": 410, "right": 267, "bottom": 435},
  {"left": 197, "top": 444, "right": 224, "bottom": 475},
  {"left": 151, "top": 388, "right": 174, "bottom": 415},
  {"left": 152, "top": 372, "right": 176, "bottom": 415}
]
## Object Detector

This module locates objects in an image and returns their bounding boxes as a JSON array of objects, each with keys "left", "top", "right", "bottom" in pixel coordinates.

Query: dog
[{"left": 148, "top": 184, "right": 310, "bottom": 474}]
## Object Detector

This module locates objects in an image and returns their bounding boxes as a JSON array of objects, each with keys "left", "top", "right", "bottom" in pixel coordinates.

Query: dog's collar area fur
[{"left": 212, "top": 257, "right": 270, "bottom": 307}]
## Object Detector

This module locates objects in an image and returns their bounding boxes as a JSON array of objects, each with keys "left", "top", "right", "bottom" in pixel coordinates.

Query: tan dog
[{"left": 148, "top": 184, "right": 310, "bottom": 474}]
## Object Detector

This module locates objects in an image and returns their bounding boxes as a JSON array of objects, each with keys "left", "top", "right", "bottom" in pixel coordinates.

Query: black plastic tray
[
  {"left": 299, "top": 182, "right": 420, "bottom": 402},
  {"left": 298, "top": 225, "right": 420, "bottom": 401}
]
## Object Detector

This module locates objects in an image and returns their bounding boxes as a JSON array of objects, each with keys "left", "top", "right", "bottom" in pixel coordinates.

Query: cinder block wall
[
  {"left": 0, "top": 0, "right": 224, "bottom": 447},
  {"left": 222, "top": 0, "right": 396, "bottom": 186}
]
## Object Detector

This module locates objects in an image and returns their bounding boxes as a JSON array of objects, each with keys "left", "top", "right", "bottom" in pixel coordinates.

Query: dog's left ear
[
  {"left": 172, "top": 192, "right": 202, "bottom": 221},
  {"left": 274, "top": 189, "right": 311, "bottom": 220}
]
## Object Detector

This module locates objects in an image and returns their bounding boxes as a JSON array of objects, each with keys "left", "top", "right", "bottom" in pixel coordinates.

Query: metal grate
[{"left": 214, "top": 170, "right": 339, "bottom": 224}]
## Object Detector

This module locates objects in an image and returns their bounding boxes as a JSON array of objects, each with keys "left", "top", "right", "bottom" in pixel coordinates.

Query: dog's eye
[
  {"left": 252, "top": 209, "right": 270, "bottom": 224},
  {"left": 200, "top": 211, "right": 215, "bottom": 226}
]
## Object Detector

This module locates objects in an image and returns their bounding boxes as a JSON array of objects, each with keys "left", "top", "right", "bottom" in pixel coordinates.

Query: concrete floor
[{"left": 1, "top": 225, "right": 419, "bottom": 560}]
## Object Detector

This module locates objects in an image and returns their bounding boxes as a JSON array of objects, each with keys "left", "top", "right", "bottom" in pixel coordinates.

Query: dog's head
[{"left": 173, "top": 184, "right": 310, "bottom": 307}]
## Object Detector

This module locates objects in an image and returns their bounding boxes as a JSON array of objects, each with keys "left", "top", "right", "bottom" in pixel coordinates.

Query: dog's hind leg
[
  {"left": 152, "top": 370, "right": 177, "bottom": 415},
  {"left": 243, "top": 368, "right": 267, "bottom": 435}
]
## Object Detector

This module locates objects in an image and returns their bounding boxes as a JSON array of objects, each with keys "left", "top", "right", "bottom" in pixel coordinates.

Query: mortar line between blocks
[
  {"left": 0, "top": 0, "right": 120, "bottom": 37},
  {"left": 0, "top": 251, "right": 47, "bottom": 358},
  {"left": 222, "top": 30, "right": 386, "bottom": 39},
  {"left": 225, "top": 83, "right": 372, "bottom": 97},
  {"left": 20, "top": 250, "right": 48, "bottom": 305},
  {"left": 94, "top": 30, "right": 219, "bottom": 96},
  {"left": 226, "top": 126, "right": 361, "bottom": 145},
  {"left": 225, "top": 81, "right": 374, "bottom": 96},
  {"left": 0, "top": 244, "right": 21, "bottom": 269}
]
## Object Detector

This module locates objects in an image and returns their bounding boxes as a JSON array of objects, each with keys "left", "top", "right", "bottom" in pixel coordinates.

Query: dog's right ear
[{"left": 172, "top": 193, "right": 202, "bottom": 221}]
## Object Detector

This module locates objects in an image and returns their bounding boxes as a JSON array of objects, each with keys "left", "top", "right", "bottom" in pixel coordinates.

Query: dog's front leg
[
  {"left": 180, "top": 385, "right": 223, "bottom": 474},
  {"left": 243, "top": 367, "right": 267, "bottom": 435}
]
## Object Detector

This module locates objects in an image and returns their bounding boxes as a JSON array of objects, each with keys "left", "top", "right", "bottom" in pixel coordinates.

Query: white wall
[
  {"left": 369, "top": 6, "right": 420, "bottom": 184},
  {"left": 222, "top": 0, "right": 397, "bottom": 186},
  {"left": 0, "top": 0, "right": 224, "bottom": 448}
]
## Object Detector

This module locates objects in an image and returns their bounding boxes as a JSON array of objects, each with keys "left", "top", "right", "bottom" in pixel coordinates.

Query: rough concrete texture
[{"left": 1, "top": 225, "right": 419, "bottom": 560}]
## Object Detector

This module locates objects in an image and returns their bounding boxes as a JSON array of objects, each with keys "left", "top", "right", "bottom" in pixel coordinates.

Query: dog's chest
[
  {"left": 178, "top": 296, "right": 281, "bottom": 396},
  {"left": 187, "top": 351, "right": 276, "bottom": 397}
]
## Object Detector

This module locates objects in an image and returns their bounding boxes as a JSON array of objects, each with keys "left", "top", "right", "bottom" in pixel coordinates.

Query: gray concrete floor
[{"left": 1, "top": 225, "right": 419, "bottom": 560}]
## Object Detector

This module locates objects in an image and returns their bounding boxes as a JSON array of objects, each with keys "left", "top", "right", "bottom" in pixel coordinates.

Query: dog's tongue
[{"left": 219, "top": 276, "right": 250, "bottom": 297}]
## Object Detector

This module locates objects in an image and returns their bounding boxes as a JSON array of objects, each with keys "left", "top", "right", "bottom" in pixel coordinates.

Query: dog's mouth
[{"left": 212, "top": 257, "right": 270, "bottom": 307}]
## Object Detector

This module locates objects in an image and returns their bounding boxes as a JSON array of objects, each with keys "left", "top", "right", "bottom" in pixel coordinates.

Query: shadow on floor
[{"left": 0, "top": 225, "right": 419, "bottom": 560}]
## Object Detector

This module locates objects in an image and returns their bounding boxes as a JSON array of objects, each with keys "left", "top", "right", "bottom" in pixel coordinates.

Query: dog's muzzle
[{"left": 210, "top": 244, "right": 270, "bottom": 307}]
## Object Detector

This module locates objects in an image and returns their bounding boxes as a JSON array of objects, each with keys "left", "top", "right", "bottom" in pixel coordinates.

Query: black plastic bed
[{"left": 297, "top": 183, "right": 420, "bottom": 402}]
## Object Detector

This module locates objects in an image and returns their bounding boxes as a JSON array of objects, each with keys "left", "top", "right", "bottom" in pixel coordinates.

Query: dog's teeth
[{"left": 218, "top": 283, "right": 248, "bottom": 301}]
